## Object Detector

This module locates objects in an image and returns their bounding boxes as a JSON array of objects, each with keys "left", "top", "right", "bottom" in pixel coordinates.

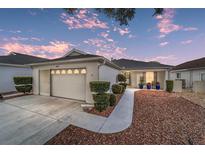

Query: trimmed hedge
[
  {"left": 90, "top": 81, "right": 110, "bottom": 112},
  {"left": 112, "top": 84, "right": 123, "bottom": 94},
  {"left": 166, "top": 80, "right": 173, "bottom": 92},
  {"left": 13, "top": 77, "right": 32, "bottom": 93},
  {"left": 92, "top": 93, "right": 110, "bottom": 112},
  {"left": 90, "top": 81, "right": 110, "bottom": 94},
  {"left": 119, "top": 83, "right": 127, "bottom": 92},
  {"left": 15, "top": 85, "right": 32, "bottom": 93},
  {"left": 13, "top": 77, "right": 32, "bottom": 85},
  {"left": 117, "top": 74, "right": 126, "bottom": 83},
  {"left": 109, "top": 93, "right": 116, "bottom": 106}
]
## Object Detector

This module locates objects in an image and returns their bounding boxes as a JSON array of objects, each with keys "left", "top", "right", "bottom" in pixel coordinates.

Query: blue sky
[{"left": 0, "top": 8, "right": 204, "bottom": 65}]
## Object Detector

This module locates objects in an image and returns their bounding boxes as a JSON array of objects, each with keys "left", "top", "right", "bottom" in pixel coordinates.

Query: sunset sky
[{"left": 0, "top": 8, "right": 204, "bottom": 65}]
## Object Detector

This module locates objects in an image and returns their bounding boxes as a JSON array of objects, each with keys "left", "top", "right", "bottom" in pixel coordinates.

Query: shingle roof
[
  {"left": 112, "top": 58, "right": 172, "bottom": 70},
  {"left": 172, "top": 57, "right": 205, "bottom": 70},
  {"left": 0, "top": 52, "right": 48, "bottom": 65},
  {"left": 46, "top": 54, "right": 101, "bottom": 62}
]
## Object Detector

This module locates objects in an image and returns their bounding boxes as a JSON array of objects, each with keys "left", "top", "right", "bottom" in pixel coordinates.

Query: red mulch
[
  {"left": 87, "top": 94, "right": 122, "bottom": 117},
  {"left": 46, "top": 90, "right": 205, "bottom": 145}
]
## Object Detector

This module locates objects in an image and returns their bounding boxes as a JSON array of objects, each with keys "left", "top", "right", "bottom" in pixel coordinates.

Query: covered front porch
[{"left": 123, "top": 69, "right": 169, "bottom": 90}]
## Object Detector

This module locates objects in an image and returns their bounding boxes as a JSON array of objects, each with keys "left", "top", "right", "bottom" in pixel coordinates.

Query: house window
[
  {"left": 201, "top": 73, "right": 205, "bottom": 81},
  {"left": 176, "top": 73, "right": 181, "bottom": 79},
  {"left": 55, "top": 70, "right": 60, "bottom": 74},
  {"left": 124, "top": 72, "right": 131, "bottom": 85},
  {"left": 74, "top": 69, "right": 80, "bottom": 74},
  {"left": 81, "top": 69, "right": 86, "bottom": 74},
  {"left": 67, "top": 69, "right": 73, "bottom": 74},
  {"left": 61, "top": 70, "right": 66, "bottom": 74},
  {"left": 51, "top": 70, "right": 55, "bottom": 75}
]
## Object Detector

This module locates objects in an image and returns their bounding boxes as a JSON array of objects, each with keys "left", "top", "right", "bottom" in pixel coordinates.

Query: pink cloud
[
  {"left": 156, "top": 9, "right": 198, "bottom": 37},
  {"left": 9, "top": 36, "right": 42, "bottom": 42},
  {"left": 114, "top": 27, "right": 130, "bottom": 36},
  {"left": 159, "top": 41, "right": 169, "bottom": 47},
  {"left": 183, "top": 27, "right": 198, "bottom": 31},
  {"left": 96, "top": 47, "right": 127, "bottom": 59},
  {"left": 31, "top": 37, "right": 42, "bottom": 41},
  {"left": 0, "top": 41, "right": 73, "bottom": 59},
  {"left": 60, "top": 9, "right": 108, "bottom": 30},
  {"left": 83, "top": 37, "right": 128, "bottom": 59},
  {"left": 181, "top": 39, "right": 192, "bottom": 45},
  {"left": 156, "top": 9, "right": 182, "bottom": 35},
  {"left": 99, "top": 32, "right": 114, "bottom": 42}
]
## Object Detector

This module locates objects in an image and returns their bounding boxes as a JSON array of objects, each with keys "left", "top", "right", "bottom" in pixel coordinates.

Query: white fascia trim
[
  {"left": 122, "top": 68, "right": 170, "bottom": 72},
  {"left": 0, "top": 63, "right": 30, "bottom": 68}
]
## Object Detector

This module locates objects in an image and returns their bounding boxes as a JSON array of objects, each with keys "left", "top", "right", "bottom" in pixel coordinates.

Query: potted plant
[
  {"left": 138, "top": 78, "right": 144, "bottom": 89},
  {"left": 156, "top": 82, "right": 160, "bottom": 90},
  {"left": 147, "top": 82, "right": 151, "bottom": 89}
]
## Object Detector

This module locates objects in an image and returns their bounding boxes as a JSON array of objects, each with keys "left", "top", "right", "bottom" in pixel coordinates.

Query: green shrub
[
  {"left": 166, "top": 80, "right": 173, "bottom": 92},
  {"left": 15, "top": 85, "right": 32, "bottom": 93},
  {"left": 13, "top": 77, "right": 32, "bottom": 93},
  {"left": 117, "top": 74, "right": 126, "bottom": 83},
  {"left": 90, "top": 81, "right": 110, "bottom": 94},
  {"left": 13, "top": 77, "right": 32, "bottom": 85},
  {"left": 119, "top": 83, "right": 127, "bottom": 92},
  {"left": 109, "top": 93, "right": 116, "bottom": 106},
  {"left": 112, "top": 84, "right": 123, "bottom": 94},
  {"left": 92, "top": 93, "right": 110, "bottom": 112}
]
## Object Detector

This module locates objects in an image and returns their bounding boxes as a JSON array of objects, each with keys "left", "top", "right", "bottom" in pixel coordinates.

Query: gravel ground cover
[
  {"left": 176, "top": 92, "right": 205, "bottom": 109},
  {"left": 46, "top": 90, "right": 205, "bottom": 145}
]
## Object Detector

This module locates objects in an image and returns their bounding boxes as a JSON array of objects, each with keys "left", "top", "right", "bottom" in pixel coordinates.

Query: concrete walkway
[
  {"left": 99, "top": 88, "right": 137, "bottom": 133},
  {"left": 68, "top": 88, "right": 137, "bottom": 133},
  {"left": 0, "top": 88, "right": 137, "bottom": 144}
]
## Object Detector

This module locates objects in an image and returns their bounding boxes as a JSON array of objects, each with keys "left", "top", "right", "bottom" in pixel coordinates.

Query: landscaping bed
[
  {"left": 46, "top": 90, "right": 205, "bottom": 145},
  {"left": 87, "top": 94, "right": 122, "bottom": 117},
  {"left": 176, "top": 92, "right": 205, "bottom": 109}
]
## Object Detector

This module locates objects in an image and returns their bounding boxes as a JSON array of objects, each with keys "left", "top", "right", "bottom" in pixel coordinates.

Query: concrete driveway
[{"left": 0, "top": 95, "right": 83, "bottom": 145}]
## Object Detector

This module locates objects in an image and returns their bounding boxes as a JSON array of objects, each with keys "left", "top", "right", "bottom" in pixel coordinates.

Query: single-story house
[
  {"left": 0, "top": 52, "right": 47, "bottom": 94},
  {"left": 112, "top": 58, "right": 173, "bottom": 89},
  {"left": 169, "top": 57, "right": 205, "bottom": 88},
  {"left": 29, "top": 49, "right": 121, "bottom": 104}
]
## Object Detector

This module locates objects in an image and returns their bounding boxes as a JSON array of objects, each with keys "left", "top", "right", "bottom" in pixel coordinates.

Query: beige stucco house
[
  {"left": 29, "top": 49, "right": 120, "bottom": 104},
  {"left": 170, "top": 57, "right": 205, "bottom": 90},
  {"left": 112, "top": 59, "right": 172, "bottom": 89},
  {"left": 0, "top": 52, "right": 47, "bottom": 94}
]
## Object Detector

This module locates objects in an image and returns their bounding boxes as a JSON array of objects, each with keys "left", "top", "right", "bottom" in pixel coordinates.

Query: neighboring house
[
  {"left": 112, "top": 59, "right": 172, "bottom": 89},
  {"left": 169, "top": 57, "right": 205, "bottom": 88},
  {"left": 29, "top": 49, "right": 121, "bottom": 104},
  {"left": 0, "top": 52, "right": 47, "bottom": 94}
]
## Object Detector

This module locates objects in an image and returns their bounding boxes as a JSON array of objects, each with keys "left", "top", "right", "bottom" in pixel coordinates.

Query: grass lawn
[{"left": 46, "top": 90, "right": 205, "bottom": 145}]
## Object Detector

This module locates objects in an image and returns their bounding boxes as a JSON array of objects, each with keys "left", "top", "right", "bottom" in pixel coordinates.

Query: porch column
[
  {"left": 164, "top": 70, "right": 169, "bottom": 90},
  {"left": 130, "top": 72, "right": 137, "bottom": 87}
]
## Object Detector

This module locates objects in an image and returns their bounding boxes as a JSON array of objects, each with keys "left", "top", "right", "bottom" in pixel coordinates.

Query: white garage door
[{"left": 51, "top": 69, "right": 86, "bottom": 101}]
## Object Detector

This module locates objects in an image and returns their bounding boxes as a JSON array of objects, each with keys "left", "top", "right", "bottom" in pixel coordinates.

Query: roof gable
[{"left": 63, "top": 48, "right": 87, "bottom": 57}]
